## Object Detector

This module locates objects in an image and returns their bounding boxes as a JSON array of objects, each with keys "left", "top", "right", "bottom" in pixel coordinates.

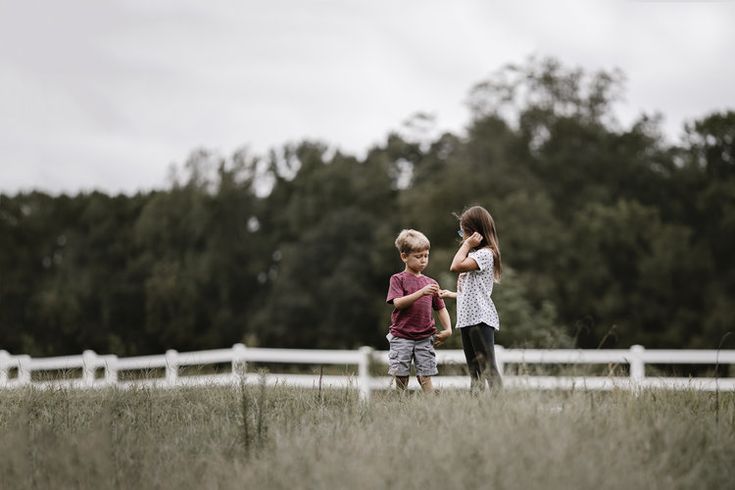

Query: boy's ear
[{"left": 400, "top": 252, "right": 408, "bottom": 261}]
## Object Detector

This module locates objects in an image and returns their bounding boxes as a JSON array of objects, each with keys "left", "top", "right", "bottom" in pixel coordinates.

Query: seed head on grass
[
  {"left": 237, "top": 376, "right": 255, "bottom": 457},
  {"left": 256, "top": 370, "right": 268, "bottom": 449}
]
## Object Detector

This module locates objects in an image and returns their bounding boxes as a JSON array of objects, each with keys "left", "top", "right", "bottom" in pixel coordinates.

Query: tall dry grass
[{"left": 1, "top": 383, "right": 733, "bottom": 489}]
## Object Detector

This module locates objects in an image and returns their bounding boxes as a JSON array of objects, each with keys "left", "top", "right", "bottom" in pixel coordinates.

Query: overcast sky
[{"left": 1, "top": 0, "right": 733, "bottom": 195}]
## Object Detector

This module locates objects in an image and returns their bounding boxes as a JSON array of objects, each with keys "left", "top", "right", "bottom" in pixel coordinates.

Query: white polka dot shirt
[{"left": 456, "top": 247, "right": 500, "bottom": 330}]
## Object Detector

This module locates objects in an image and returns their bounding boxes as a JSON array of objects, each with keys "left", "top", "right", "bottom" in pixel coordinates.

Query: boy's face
[{"left": 401, "top": 249, "right": 429, "bottom": 274}]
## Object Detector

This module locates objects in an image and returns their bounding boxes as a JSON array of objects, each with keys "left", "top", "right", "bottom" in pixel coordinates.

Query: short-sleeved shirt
[
  {"left": 456, "top": 247, "right": 500, "bottom": 330},
  {"left": 386, "top": 271, "right": 446, "bottom": 340}
]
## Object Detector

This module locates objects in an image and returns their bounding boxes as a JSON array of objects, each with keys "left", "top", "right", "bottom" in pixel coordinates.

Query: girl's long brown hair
[{"left": 459, "top": 205, "right": 502, "bottom": 282}]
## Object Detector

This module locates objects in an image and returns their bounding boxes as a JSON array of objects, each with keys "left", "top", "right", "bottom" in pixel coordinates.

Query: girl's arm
[
  {"left": 439, "top": 290, "right": 457, "bottom": 299},
  {"left": 449, "top": 232, "right": 483, "bottom": 272}
]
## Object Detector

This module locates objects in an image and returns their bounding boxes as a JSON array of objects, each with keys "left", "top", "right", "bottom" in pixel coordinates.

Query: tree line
[{"left": 1, "top": 57, "right": 733, "bottom": 356}]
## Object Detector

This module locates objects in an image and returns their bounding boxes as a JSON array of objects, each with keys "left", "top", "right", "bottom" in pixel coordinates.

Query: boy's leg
[
  {"left": 388, "top": 336, "right": 412, "bottom": 391},
  {"left": 417, "top": 375, "right": 433, "bottom": 394},
  {"left": 414, "top": 337, "right": 438, "bottom": 394}
]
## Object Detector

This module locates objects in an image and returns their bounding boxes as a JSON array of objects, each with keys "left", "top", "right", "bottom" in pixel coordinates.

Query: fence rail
[{"left": 1, "top": 345, "right": 734, "bottom": 400}]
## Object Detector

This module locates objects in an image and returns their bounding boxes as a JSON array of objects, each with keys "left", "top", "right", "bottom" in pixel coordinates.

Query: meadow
[{"left": 1, "top": 382, "right": 733, "bottom": 489}]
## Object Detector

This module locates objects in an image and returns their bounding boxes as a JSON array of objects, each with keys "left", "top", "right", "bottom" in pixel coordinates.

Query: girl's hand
[
  {"left": 466, "top": 232, "right": 483, "bottom": 248},
  {"left": 438, "top": 289, "right": 456, "bottom": 299}
]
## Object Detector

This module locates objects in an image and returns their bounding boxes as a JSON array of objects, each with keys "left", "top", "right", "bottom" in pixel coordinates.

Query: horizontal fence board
[
  {"left": 506, "top": 376, "right": 631, "bottom": 390},
  {"left": 115, "top": 355, "right": 168, "bottom": 370},
  {"left": 242, "top": 348, "right": 362, "bottom": 365},
  {"left": 175, "top": 350, "right": 235, "bottom": 365},
  {"left": 642, "top": 377, "right": 735, "bottom": 391},
  {"left": 641, "top": 350, "right": 735, "bottom": 364},
  {"left": 28, "top": 356, "right": 85, "bottom": 370},
  {"left": 500, "top": 349, "right": 633, "bottom": 364}
]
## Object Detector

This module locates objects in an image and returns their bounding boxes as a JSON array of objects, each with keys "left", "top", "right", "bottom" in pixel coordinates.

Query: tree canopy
[{"left": 2, "top": 57, "right": 734, "bottom": 355}]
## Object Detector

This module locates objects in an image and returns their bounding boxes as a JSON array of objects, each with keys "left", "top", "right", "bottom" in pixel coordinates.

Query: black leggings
[{"left": 460, "top": 323, "right": 503, "bottom": 390}]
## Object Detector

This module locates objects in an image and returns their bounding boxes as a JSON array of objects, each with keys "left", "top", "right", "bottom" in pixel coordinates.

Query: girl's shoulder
[
  {"left": 469, "top": 246, "right": 494, "bottom": 270},
  {"left": 470, "top": 246, "right": 494, "bottom": 259}
]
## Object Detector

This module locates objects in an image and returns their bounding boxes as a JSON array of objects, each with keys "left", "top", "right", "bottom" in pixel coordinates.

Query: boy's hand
[
  {"left": 434, "top": 329, "right": 452, "bottom": 347},
  {"left": 420, "top": 284, "right": 440, "bottom": 296},
  {"left": 466, "top": 232, "right": 483, "bottom": 248}
]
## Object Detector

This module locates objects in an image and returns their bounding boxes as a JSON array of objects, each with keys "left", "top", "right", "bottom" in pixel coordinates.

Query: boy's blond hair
[{"left": 394, "top": 229, "right": 430, "bottom": 254}]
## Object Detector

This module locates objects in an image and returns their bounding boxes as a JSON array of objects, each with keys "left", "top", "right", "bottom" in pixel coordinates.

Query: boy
[{"left": 386, "top": 229, "right": 452, "bottom": 393}]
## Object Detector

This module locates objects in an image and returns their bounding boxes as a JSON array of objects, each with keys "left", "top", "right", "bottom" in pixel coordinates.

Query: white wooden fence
[{"left": 1, "top": 345, "right": 734, "bottom": 401}]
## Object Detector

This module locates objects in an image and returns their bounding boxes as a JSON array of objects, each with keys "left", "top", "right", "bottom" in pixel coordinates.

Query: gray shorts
[{"left": 387, "top": 333, "right": 438, "bottom": 376}]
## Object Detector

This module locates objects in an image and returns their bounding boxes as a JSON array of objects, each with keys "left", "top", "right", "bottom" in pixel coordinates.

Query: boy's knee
[
  {"left": 417, "top": 375, "right": 434, "bottom": 393},
  {"left": 395, "top": 376, "right": 409, "bottom": 389}
]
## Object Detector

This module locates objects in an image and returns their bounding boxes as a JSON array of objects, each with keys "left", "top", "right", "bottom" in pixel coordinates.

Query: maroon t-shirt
[{"left": 386, "top": 271, "right": 446, "bottom": 340}]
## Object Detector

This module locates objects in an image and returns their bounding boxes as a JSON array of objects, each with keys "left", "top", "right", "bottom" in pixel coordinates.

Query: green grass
[{"left": 1, "top": 383, "right": 733, "bottom": 489}]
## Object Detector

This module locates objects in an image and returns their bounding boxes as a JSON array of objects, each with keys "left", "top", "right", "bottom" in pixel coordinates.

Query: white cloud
[{"left": 1, "top": 0, "right": 733, "bottom": 194}]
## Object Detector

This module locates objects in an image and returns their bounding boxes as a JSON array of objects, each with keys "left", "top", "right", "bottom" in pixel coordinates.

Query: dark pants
[{"left": 460, "top": 323, "right": 503, "bottom": 390}]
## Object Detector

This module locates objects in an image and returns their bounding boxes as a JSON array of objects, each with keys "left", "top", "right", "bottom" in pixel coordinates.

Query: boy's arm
[
  {"left": 392, "top": 283, "right": 439, "bottom": 310},
  {"left": 434, "top": 307, "right": 452, "bottom": 346}
]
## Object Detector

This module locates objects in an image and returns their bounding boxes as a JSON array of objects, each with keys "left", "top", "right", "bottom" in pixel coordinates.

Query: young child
[
  {"left": 386, "top": 229, "right": 452, "bottom": 393},
  {"left": 440, "top": 206, "right": 503, "bottom": 391}
]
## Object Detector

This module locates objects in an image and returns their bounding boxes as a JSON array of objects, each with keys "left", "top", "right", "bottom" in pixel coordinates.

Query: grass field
[{"left": 1, "top": 382, "right": 733, "bottom": 489}]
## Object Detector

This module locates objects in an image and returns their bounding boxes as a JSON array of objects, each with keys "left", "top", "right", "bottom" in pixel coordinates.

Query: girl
[{"left": 440, "top": 206, "right": 503, "bottom": 390}]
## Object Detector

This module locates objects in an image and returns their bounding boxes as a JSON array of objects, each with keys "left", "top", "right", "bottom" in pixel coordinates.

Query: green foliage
[
  {"left": 492, "top": 268, "right": 571, "bottom": 348},
  {"left": 1, "top": 56, "right": 734, "bottom": 353}
]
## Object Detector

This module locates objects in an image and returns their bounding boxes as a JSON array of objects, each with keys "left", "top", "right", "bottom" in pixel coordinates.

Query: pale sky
[{"left": 1, "top": 0, "right": 733, "bottom": 195}]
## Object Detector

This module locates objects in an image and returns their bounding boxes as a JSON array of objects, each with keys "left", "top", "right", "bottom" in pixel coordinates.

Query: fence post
[
  {"left": 629, "top": 345, "right": 645, "bottom": 388},
  {"left": 17, "top": 355, "right": 31, "bottom": 386},
  {"left": 358, "top": 346, "right": 373, "bottom": 401},
  {"left": 105, "top": 355, "right": 118, "bottom": 385},
  {"left": 166, "top": 349, "right": 178, "bottom": 386},
  {"left": 0, "top": 350, "right": 9, "bottom": 387},
  {"left": 232, "top": 343, "right": 247, "bottom": 378},
  {"left": 82, "top": 350, "right": 98, "bottom": 387}
]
